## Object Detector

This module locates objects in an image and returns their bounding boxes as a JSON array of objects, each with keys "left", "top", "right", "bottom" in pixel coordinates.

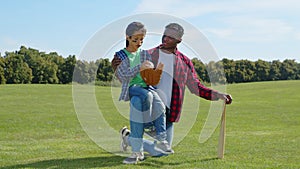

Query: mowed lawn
[{"left": 0, "top": 81, "right": 299, "bottom": 169}]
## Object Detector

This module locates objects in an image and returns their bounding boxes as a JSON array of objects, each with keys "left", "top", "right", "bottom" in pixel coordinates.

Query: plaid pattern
[
  {"left": 115, "top": 49, "right": 151, "bottom": 101},
  {"left": 148, "top": 46, "right": 220, "bottom": 122},
  {"left": 116, "top": 50, "right": 127, "bottom": 61}
]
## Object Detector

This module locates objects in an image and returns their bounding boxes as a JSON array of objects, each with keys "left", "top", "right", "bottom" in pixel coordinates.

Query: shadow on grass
[
  {"left": 139, "top": 156, "right": 220, "bottom": 168},
  {"left": 0, "top": 156, "right": 124, "bottom": 169},
  {"left": 1, "top": 156, "right": 219, "bottom": 169}
]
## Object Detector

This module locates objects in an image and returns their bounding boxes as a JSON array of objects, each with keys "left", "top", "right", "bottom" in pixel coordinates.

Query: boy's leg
[
  {"left": 129, "top": 85, "right": 149, "bottom": 104},
  {"left": 125, "top": 96, "right": 145, "bottom": 164},
  {"left": 129, "top": 85, "right": 153, "bottom": 123},
  {"left": 124, "top": 87, "right": 154, "bottom": 164}
]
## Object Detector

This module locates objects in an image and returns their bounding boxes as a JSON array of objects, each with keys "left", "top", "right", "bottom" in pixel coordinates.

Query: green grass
[{"left": 0, "top": 81, "right": 299, "bottom": 168}]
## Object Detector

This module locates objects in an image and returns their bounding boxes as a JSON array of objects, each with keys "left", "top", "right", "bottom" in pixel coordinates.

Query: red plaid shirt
[{"left": 148, "top": 46, "right": 220, "bottom": 122}]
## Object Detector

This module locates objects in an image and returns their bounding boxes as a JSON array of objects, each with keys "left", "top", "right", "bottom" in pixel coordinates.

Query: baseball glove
[{"left": 140, "top": 61, "right": 164, "bottom": 86}]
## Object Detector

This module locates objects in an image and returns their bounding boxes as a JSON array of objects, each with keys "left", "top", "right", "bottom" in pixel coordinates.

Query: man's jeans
[{"left": 143, "top": 118, "right": 174, "bottom": 156}]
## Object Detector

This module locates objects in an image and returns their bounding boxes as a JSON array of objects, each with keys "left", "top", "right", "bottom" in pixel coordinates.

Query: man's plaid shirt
[{"left": 148, "top": 46, "right": 220, "bottom": 122}]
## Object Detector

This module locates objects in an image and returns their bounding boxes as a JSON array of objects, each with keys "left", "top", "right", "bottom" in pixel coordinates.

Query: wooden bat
[{"left": 218, "top": 100, "right": 227, "bottom": 159}]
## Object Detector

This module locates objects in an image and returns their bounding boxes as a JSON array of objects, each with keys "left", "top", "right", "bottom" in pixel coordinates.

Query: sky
[{"left": 1, "top": 0, "right": 300, "bottom": 62}]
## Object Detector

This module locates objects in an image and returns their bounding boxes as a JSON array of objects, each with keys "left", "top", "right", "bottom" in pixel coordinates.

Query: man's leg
[
  {"left": 143, "top": 120, "right": 174, "bottom": 156},
  {"left": 166, "top": 121, "right": 174, "bottom": 146},
  {"left": 149, "top": 89, "right": 167, "bottom": 141}
]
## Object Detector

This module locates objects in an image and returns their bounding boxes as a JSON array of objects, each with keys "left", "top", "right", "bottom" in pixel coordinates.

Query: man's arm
[
  {"left": 216, "top": 92, "right": 233, "bottom": 104},
  {"left": 111, "top": 55, "right": 122, "bottom": 72},
  {"left": 185, "top": 58, "right": 232, "bottom": 104}
]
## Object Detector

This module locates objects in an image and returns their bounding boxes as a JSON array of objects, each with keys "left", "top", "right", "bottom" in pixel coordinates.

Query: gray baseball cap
[
  {"left": 126, "top": 22, "right": 147, "bottom": 36},
  {"left": 164, "top": 23, "right": 184, "bottom": 40}
]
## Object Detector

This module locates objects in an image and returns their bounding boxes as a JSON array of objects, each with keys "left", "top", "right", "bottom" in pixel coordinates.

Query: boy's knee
[
  {"left": 131, "top": 96, "right": 142, "bottom": 111},
  {"left": 131, "top": 96, "right": 141, "bottom": 104}
]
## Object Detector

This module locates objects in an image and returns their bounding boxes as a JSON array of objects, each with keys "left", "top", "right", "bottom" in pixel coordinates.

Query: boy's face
[{"left": 127, "top": 34, "right": 145, "bottom": 52}]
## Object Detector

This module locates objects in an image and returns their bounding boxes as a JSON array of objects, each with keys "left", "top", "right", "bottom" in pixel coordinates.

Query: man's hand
[
  {"left": 217, "top": 93, "right": 232, "bottom": 104},
  {"left": 112, "top": 55, "right": 122, "bottom": 72},
  {"left": 156, "top": 62, "right": 164, "bottom": 71}
]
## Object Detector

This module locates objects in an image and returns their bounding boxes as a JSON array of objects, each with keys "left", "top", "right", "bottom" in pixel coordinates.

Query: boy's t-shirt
[{"left": 123, "top": 48, "right": 147, "bottom": 87}]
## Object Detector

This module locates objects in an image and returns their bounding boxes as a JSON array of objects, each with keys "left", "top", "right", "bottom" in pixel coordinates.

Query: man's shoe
[
  {"left": 123, "top": 152, "right": 144, "bottom": 164},
  {"left": 120, "top": 126, "right": 130, "bottom": 152},
  {"left": 155, "top": 140, "right": 174, "bottom": 154}
]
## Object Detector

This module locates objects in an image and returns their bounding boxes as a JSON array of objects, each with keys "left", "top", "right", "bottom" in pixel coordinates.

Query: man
[{"left": 113, "top": 23, "right": 232, "bottom": 160}]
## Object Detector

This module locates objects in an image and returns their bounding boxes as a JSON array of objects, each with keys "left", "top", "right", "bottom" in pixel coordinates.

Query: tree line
[
  {"left": 192, "top": 58, "right": 300, "bottom": 84},
  {"left": 0, "top": 46, "right": 299, "bottom": 85}
]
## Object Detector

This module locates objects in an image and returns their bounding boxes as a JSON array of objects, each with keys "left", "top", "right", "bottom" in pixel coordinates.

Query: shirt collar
[{"left": 158, "top": 44, "right": 179, "bottom": 55}]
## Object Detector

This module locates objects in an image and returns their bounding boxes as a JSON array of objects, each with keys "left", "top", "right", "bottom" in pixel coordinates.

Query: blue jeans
[
  {"left": 128, "top": 86, "right": 166, "bottom": 152},
  {"left": 143, "top": 114, "right": 174, "bottom": 157},
  {"left": 128, "top": 86, "right": 152, "bottom": 123},
  {"left": 128, "top": 96, "right": 144, "bottom": 152}
]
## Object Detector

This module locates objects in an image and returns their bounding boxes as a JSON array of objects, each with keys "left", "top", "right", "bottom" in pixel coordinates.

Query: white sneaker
[
  {"left": 155, "top": 140, "right": 174, "bottom": 154},
  {"left": 120, "top": 126, "right": 130, "bottom": 152},
  {"left": 123, "top": 152, "right": 144, "bottom": 164}
]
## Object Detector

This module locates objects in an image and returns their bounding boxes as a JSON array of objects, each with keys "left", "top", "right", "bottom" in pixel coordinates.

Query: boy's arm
[{"left": 116, "top": 58, "right": 140, "bottom": 82}]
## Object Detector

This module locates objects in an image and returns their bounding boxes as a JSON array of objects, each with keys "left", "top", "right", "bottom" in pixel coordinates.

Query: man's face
[
  {"left": 162, "top": 35, "right": 180, "bottom": 49},
  {"left": 161, "top": 28, "right": 182, "bottom": 49},
  {"left": 127, "top": 34, "right": 145, "bottom": 52}
]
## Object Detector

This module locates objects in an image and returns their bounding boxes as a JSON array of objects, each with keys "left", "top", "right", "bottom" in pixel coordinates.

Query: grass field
[{"left": 0, "top": 81, "right": 299, "bottom": 169}]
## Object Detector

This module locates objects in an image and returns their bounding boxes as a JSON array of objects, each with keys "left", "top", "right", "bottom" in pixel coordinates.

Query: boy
[{"left": 114, "top": 22, "right": 172, "bottom": 164}]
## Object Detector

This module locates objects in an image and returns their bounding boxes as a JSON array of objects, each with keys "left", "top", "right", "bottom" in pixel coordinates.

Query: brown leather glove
[{"left": 140, "top": 61, "right": 164, "bottom": 86}]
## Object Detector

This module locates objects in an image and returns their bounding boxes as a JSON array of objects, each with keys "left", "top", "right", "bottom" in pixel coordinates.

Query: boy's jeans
[{"left": 128, "top": 85, "right": 166, "bottom": 152}]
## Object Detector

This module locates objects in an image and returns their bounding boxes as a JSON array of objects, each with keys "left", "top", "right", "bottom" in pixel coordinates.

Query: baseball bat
[{"left": 218, "top": 100, "right": 227, "bottom": 159}]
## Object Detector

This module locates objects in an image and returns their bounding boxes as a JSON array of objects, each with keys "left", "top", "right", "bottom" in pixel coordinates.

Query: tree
[
  {"left": 21, "top": 48, "right": 45, "bottom": 83},
  {"left": 0, "top": 56, "right": 6, "bottom": 84},
  {"left": 222, "top": 58, "right": 236, "bottom": 83},
  {"left": 297, "top": 62, "right": 300, "bottom": 80},
  {"left": 206, "top": 61, "right": 226, "bottom": 84},
  {"left": 73, "top": 60, "right": 91, "bottom": 84},
  {"left": 96, "top": 58, "right": 113, "bottom": 82},
  {"left": 4, "top": 52, "right": 32, "bottom": 84},
  {"left": 46, "top": 52, "right": 65, "bottom": 84},
  {"left": 192, "top": 58, "right": 209, "bottom": 83},
  {"left": 234, "top": 60, "right": 255, "bottom": 83},
  {"left": 40, "top": 60, "right": 59, "bottom": 84},
  {"left": 280, "top": 59, "right": 298, "bottom": 80},
  {"left": 254, "top": 59, "right": 270, "bottom": 81},
  {"left": 60, "top": 55, "right": 76, "bottom": 84},
  {"left": 269, "top": 60, "right": 281, "bottom": 80},
  {"left": 18, "top": 46, "right": 60, "bottom": 84}
]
